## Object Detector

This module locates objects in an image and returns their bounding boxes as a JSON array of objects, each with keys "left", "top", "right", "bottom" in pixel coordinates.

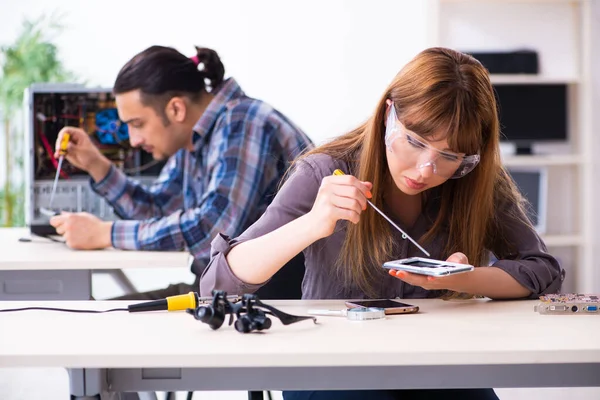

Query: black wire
[
  {"left": 0, "top": 307, "right": 128, "bottom": 313},
  {"left": 37, "top": 234, "right": 65, "bottom": 243},
  {"left": 19, "top": 234, "right": 65, "bottom": 243},
  {"left": 122, "top": 159, "right": 162, "bottom": 174}
]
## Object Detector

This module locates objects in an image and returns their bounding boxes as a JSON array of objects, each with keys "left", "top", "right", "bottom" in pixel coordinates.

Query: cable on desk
[
  {"left": 18, "top": 234, "right": 65, "bottom": 244},
  {"left": 36, "top": 234, "right": 65, "bottom": 243},
  {"left": 0, "top": 293, "right": 215, "bottom": 315},
  {"left": 0, "top": 307, "right": 128, "bottom": 313}
]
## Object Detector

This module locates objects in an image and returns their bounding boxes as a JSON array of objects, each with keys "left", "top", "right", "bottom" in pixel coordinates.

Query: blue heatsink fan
[{"left": 95, "top": 108, "right": 129, "bottom": 145}]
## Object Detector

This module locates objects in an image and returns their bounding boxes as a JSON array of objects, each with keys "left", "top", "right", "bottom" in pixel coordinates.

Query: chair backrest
[{"left": 254, "top": 252, "right": 305, "bottom": 300}]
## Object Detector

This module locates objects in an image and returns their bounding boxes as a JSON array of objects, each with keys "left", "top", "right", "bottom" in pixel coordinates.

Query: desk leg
[
  {"left": 68, "top": 368, "right": 159, "bottom": 400},
  {"left": 68, "top": 368, "right": 102, "bottom": 399}
]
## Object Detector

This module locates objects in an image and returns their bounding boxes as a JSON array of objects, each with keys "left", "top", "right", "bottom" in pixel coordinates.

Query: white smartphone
[{"left": 383, "top": 257, "right": 474, "bottom": 277}]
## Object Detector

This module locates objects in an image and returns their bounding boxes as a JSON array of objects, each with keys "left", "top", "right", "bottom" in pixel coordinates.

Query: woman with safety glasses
[{"left": 200, "top": 47, "right": 563, "bottom": 399}]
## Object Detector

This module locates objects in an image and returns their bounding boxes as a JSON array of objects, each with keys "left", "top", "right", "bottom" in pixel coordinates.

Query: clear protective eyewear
[{"left": 384, "top": 104, "right": 480, "bottom": 179}]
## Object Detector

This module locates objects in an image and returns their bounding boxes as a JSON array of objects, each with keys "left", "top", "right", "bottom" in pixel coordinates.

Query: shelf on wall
[
  {"left": 490, "top": 74, "right": 579, "bottom": 84},
  {"left": 501, "top": 154, "right": 582, "bottom": 167},
  {"left": 541, "top": 234, "right": 582, "bottom": 247}
]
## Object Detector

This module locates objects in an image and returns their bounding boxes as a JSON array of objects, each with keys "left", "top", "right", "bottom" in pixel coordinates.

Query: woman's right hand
[
  {"left": 306, "top": 174, "right": 373, "bottom": 239},
  {"left": 55, "top": 127, "right": 111, "bottom": 182}
]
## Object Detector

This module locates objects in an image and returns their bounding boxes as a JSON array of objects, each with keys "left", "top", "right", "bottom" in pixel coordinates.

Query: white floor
[{"left": 1, "top": 271, "right": 599, "bottom": 400}]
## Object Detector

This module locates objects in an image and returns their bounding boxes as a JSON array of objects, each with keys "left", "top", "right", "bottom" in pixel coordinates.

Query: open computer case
[{"left": 24, "top": 83, "right": 165, "bottom": 236}]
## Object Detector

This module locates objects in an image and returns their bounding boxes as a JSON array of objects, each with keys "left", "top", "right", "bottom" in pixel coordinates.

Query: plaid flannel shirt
[{"left": 91, "top": 78, "right": 313, "bottom": 274}]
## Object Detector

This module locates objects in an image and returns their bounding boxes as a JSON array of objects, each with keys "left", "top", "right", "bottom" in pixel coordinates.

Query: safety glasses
[{"left": 384, "top": 103, "right": 480, "bottom": 179}]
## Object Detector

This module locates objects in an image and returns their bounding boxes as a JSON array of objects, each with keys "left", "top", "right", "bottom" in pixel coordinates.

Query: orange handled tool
[{"left": 57, "top": 133, "right": 70, "bottom": 156}]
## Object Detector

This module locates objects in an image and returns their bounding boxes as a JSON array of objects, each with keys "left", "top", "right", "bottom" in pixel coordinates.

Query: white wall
[{"left": 0, "top": 0, "right": 436, "bottom": 146}]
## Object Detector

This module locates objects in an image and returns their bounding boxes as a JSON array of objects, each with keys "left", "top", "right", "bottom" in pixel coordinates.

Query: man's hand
[
  {"left": 54, "top": 127, "right": 112, "bottom": 182},
  {"left": 50, "top": 212, "right": 113, "bottom": 250},
  {"left": 388, "top": 252, "right": 471, "bottom": 291}
]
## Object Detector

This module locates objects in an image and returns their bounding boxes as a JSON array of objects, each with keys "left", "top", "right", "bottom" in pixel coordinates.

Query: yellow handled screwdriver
[
  {"left": 48, "top": 133, "right": 70, "bottom": 210},
  {"left": 333, "top": 169, "right": 430, "bottom": 257}
]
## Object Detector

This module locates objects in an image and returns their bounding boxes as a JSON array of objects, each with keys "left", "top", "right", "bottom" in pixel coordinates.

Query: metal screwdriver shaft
[
  {"left": 48, "top": 133, "right": 70, "bottom": 210},
  {"left": 332, "top": 169, "right": 430, "bottom": 257}
]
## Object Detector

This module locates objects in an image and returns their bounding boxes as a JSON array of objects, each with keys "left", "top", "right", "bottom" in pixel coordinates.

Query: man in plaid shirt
[{"left": 50, "top": 45, "right": 313, "bottom": 298}]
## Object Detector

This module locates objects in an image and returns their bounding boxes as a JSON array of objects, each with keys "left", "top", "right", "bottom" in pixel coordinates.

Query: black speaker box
[{"left": 466, "top": 50, "right": 539, "bottom": 74}]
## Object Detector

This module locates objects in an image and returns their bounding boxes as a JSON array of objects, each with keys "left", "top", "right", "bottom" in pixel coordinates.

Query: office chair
[{"left": 253, "top": 251, "right": 305, "bottom": 300}]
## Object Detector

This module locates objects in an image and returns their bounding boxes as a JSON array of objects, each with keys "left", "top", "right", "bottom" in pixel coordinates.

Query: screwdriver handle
[
  {"left": 57, "top": 133, "right": 70, "bottom": 156},
  {"left": 333, "top": 169, "right": 345, "bottom": 176}
]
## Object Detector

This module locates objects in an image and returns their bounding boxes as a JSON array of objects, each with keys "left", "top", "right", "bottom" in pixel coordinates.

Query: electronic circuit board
[
  {"left": 25, "top": 84, "right": 165, "bottom": 235},
  {"left": 534, "top": 294, "right": 599, "bottom": 315}
]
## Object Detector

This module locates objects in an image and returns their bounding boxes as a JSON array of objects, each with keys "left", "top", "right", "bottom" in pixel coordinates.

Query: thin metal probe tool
[
  {"left": 48, "top": 133, "right": 70, "bottom": 210},
  {"left": 333, "top": 169, "right": 430, "bottom": 257}
]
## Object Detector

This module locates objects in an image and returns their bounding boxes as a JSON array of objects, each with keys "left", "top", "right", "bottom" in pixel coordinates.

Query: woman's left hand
[{"left": 388, "top": 252, "right": 470, "bottom": 291}]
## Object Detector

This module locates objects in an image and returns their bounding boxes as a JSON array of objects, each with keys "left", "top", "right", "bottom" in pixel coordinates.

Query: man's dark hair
[{"left": 113, "top": 45, "right": 225, "bottom": 122}]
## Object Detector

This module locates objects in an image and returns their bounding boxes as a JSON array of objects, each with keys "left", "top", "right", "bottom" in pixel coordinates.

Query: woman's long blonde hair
[{"left": 301, "top": 47, "right": 531, "bottom": 296}]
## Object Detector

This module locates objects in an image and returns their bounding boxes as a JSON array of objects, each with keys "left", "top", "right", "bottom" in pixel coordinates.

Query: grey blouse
[{"left": 200, "top": 153, "right": 564, "bottom": 300}]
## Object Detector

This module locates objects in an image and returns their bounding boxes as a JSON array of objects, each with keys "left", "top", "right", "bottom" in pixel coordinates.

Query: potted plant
[{"left": 0, "top": 13, "right": 76, "bottom": 226}]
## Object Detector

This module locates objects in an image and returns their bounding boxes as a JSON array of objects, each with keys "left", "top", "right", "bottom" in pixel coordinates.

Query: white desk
[
  {"left": 1, "top": 298, "right": 599, "bottom": 399},
  {"left": 0, "top": 228, "right": 191, "bottom": 300}
]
